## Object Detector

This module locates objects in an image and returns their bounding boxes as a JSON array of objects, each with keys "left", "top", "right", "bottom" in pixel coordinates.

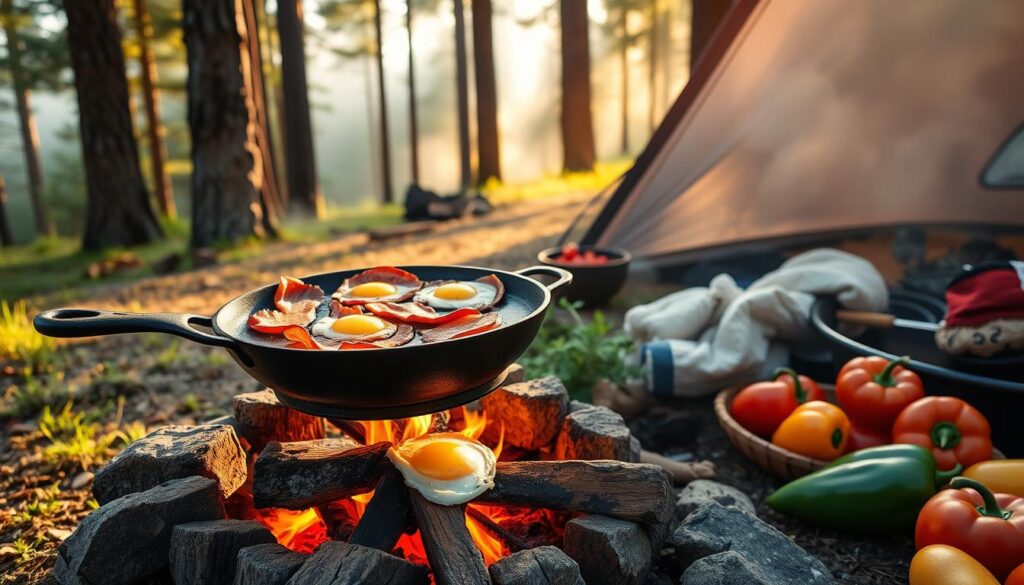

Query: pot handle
[
  {"left": 516, "top": 266, "right": 573, "bottom": 293},
  {"left": 34, "top": 308, "right": 238, "bottom": 350}
]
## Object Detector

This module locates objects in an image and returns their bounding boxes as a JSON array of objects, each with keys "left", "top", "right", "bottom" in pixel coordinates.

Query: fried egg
[
  {"left": 309, "top": 313, "right": 397, "bottom": 344},
  {"left": 414, "top": 275, "right": 503, "bottom": 311},
  {"left": 387, "top": 433, "right": 496, "bottom": 505},
  {"left": 333, "top": 267, "right": 422, "bottom": 305}
]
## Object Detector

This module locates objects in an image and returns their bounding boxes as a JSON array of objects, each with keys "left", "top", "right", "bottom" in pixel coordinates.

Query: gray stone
[
  {"left": 563, "top": 515, "right": 651, "bottom": 585},
  {"left": 235, "top": 543, "right": 307, "bottom": 585},
  {"left": 54, "top": 476, "right": 225, "bottom": 585},
  {"left": 489, "top": 546, "right": 584, "bottom": 585},
  {"left": 672, "top": 503, "right": 834, "bottom": 585},
  {"left": 481, "top": 376, "right": 569, "bottom": 450},
  {"left": 504, "top": 363, "right": 526, "bottom": 385},
  {"left": 554, "top": 403, "right": 633, "bottom": 461},
  {"left": 93, "top": 424, "right": 247, "bottom": 504},
  {"left": 170, "top": 520, "right": 277, "bottom": 585},
  {"left": 676, "top": 480, "right": 756, "bottom": 519},
  {"left": 286, "top": 541, "right": 428, "bottom": 585},
  {"left": 682, "top": 550, "right": 779, "bottom": 585}
]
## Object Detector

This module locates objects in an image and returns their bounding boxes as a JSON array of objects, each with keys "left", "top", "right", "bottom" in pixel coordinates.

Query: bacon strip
[
  {"left": 329, "top": 299, "right": 363, "bottom": 318},
  {"left": 274, "top": 276, "right": 325, "bottom": 312},
  {"left": 474, "top": 274, "right": 505, "bottom": 310},
  {"left": 248, "top": 306, "right": 318, "bottom": 334},
  {"left": 420, "top": 312, "right": 502, "bottom": 343},
  {"left": 363, "top": 302, "right": 481, "bottom": 325},
  {"left": 283, "top": 325, "right": 322, "bottom": 349},
  {"left": 339, "top": 324, "right": 415, "bottom": 349}
]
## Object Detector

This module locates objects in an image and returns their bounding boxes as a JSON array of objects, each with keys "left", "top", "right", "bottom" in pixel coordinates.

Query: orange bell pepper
[
  {"left": 772, "top": 401, "right": 850, "bottom": 460},
  {"left": 892, "top": 396, "right": 992, "bottom": 471},
  {"left": 963, "top": 460, "right": 1024, "bottom": 498},
  {"left": 1007, "top": 563, "right": 1024, "bottom": 585},
  {"left": 909, "top": 545, "right": 1000, "bottom": 585}
]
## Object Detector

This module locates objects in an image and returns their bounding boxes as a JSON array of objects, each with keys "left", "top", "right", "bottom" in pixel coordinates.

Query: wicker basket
[{"left": 714, "top": 385, "right": 835, "bottom": 481}]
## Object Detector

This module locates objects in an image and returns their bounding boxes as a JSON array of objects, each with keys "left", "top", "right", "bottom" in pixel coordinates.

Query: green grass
[
  {"left": 0, "top": 372, "right": 70, "bottom": 420},
  {"left": 36, "top": 401, "right": 144, "bottom": 471},
  {"left": 0, "top": 301, "right": 55, "bottom": 371}
]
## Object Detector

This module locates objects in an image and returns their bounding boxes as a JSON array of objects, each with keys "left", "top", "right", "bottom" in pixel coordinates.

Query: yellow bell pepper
[
  {"left": 909, "top": 545, "right": 999, "bottom": 585},
  {"left": 963, "top": 460, "right": 1024, "bottom": 498},
  {"left": 771, "top": 401, "right": 850, "bottom": 460}
]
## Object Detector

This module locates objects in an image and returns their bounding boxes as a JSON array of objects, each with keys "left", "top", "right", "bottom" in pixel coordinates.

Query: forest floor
[{"left": 1, "top": 189, "right": 908, "bottom": 584}]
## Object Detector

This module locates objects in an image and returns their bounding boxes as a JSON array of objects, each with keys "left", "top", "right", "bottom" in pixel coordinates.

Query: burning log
[
  {"left": 476, "top": 461, "right": 673, "bottom": 525},
  {"left": 466, "top": 506, "right": 529, "bottom": 553},
  {"left": 169, "top": 519, "right": 276, "bottom": 585},
  {"left": 252, "top": 439, "right": 388, "bottom": 509},
  {"left": 489, "top": 546, "right": 584, "bottom": 585},
  {"left": 409, "top": 491, "right": 491, "bottom": 585},
  {"left": 232, "top": 389, "right": 325, "bottom": 452},
  {"left": 327, "top": 419, "right": 367, "bottom": 444},
  {"left": 562, "top": 515, "right": 652, "bottom": 585},
  {"left": 92, "top": 424, "right": 248, "bottom": 505},
  {"left": 54, "top": 476, "right": 225, "bottom": 585},
  {"left": 287, "top": 541, "right": 429, "bottom": 585},
  {"left": 349, "top": 466, "right": 412, "bottom": 551},
  {"left": 554, "top": 403, "right": 635, "bottom": 462},
  {"left": 234, "top": 543, "right": 307, "bottom": 585},
  {"left": 481, "top": 376, "right": 568, "bottom": 450}
]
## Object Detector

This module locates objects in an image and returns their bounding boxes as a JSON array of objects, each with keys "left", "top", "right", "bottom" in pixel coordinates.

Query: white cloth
[{"left": 625, "top": 249, "right": 888, "bottom": 397}]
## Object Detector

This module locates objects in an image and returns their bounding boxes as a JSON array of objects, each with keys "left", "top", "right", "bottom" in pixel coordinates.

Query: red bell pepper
[
  {"left": 836, "top": 356, "right": 924, "bottom": 433},
  {"left": 892, "top": 396, "right": 992, "bottom": 471},
  {"left": 844, "top": 423, "right": 890, "bottom": 453},
  {"left": 730, "top": 368, "right": 825, "bottom": 437},
  {"left": 1007, "top": 563, "right": 1024, "bottom": 585},
  {"left": 915, "top": 477, "right": 1024, "bottom": 580}
]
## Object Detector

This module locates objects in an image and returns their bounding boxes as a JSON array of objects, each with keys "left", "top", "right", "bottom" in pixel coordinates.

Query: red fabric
[{"left": 945, "top": 262, "right": 1024, "bottom": 327}]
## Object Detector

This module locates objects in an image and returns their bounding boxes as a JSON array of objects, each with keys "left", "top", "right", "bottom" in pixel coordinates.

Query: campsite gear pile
[
  {"left": 935, "top": 261, "right": 1024, "bottom": 358},
  {"left": 403, "top": 184, "right": 493, "bottom": 221},
  {"left": 624, "top": 248, "right": 888, "bottom": 397}
]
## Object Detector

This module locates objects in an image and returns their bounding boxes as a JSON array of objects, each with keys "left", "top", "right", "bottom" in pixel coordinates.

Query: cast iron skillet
[{"left": 34, "top": 265, "right": 571, "bottom": 419}]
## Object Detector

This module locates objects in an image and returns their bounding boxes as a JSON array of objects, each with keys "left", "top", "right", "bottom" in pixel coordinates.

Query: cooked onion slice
[
  {"left": 420, "top": 312, "right": 502, "bottom": 343},
  {"left": 283, "top": 325, "right": 322, "bottom": 349},
  {"left": 339, "top": 324, "right": 415, "bottom": 349},
  {"left": 274, "top": 276, "right": 325, "bottom": 313},
  {"left": 363, "top": 301, "right": 481, "bottom": 324},
  {"left": 333, "top": 266, "right": 422, "bottom": 305}
]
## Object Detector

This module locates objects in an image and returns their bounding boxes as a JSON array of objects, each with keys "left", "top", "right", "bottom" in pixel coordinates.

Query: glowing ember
[{"left": 255, "top": 507, "right": 329, "bottom": 554}]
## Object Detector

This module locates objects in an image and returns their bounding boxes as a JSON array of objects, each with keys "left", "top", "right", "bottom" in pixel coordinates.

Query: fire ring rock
[
  {"left": 92, "top": 424, "right": 248, "bottom": 505},
  {"left": 554, "top": 402, "right": 634, "bottom": 461},
  {"left": 481, "top": 376, "right": 569, "bottom": 450}
]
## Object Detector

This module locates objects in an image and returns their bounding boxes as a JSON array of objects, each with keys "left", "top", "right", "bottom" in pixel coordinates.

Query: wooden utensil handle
[{"left": 835, "top": 310, "right": 897, "bottom": 329}]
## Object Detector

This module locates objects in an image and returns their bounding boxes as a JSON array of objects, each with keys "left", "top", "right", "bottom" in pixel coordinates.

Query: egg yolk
[
  {"left": 331, "top": 314, "right": 386, "bottom": 335},
  {"left": 349, "top": 282, "right": 398, "bottom": 298},
  {"left": 408, "top": 441, "right": 479, "bottom": 480},
  {"left": 434, "top": 283, "right": 478, "bottom": 300}
]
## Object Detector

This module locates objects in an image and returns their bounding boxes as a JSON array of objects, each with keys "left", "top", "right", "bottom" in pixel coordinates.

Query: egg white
[
  {"left": 334, "top": 282, "right": 419, "bottom": 303},
  {"left": 414, "top": 281, "right": 499, "bottom": 311},
  {"left": 387, "top": 433, "right": 496, "bottom": 506}
]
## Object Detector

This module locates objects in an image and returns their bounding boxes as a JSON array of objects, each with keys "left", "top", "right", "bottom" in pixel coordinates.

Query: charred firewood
[
  {"left": 349, "top": 465, "right": 412, "bottom": 551},
  {"left": 409, "top": 491, "right": 491, "bottom": 585},
  {"left": 169, "top": 519, "right": 276, "bottom": 585},
  {"left": 232, "top": 389, "right": 325, "bottom": 453},
  {"left": 287, "top": 541, "right": 428, "bottom": 585},
  {"left": 252, "top": 439, "right": 388, "bottom": 509},
  {"left": 489, "top": 546, "right": 584, "bottom": 585},
  {"left": 233, "top": 543, "right": 306, "bottom": 585}
]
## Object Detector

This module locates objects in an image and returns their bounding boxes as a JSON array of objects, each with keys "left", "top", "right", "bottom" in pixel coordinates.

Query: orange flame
[{"left": 256, "top": 406, "right": 515, "bottom": 568}]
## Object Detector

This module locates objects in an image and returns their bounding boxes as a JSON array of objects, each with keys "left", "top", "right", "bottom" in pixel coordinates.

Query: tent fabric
[{"left": 590, "top": 0, "right": 1024, "bottom": 261}]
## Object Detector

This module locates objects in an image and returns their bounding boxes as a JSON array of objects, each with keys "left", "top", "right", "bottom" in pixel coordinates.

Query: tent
[{"left": 580, "top": 0, "right": 1024, "bottom": 267}]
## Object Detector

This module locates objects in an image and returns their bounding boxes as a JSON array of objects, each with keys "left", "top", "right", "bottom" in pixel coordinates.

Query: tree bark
[
  {"left": 690, "top": 0, "right": 732, "bottom": 68},
  {"left": 559, "top": 0, "right": 596, "bottom": 173},
  {"left": 372, "top": 0, "right": 394, "bottom": 204},
  {"left": 0, "top": 172, "right": 13, "bottom": 246},
  {"left": 242, "top": 0, "right": 284, "bottom": 231},
  {"left": 63, "top": 0, "right": 163, "bottom": 250},
  {"left": 277, "top": 0, "right": 324, "bottom": 217},
  {"left": 132, "top": 0, "right": 176, "bottom": 220},
  {"left": 406, "top": 0, "right": 420, "bottom": 185},
  {"left": 471, "top": 0, "right": 500, "bottom": 185},
  {"left": 2, "top": 0, "right": 53, "bottom": 238},
  {"left": 183, "top": 0, "right": 269, "bottom": 248},
  {"left": 453, "top": 0, "right": 472, "bottom": 190}
]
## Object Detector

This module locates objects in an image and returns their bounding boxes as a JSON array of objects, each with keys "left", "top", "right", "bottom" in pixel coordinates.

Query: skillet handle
[
  {"left": 34, "top": 308, "right": 238, "bottom": 349},
  {"left": 516, "top": 266, "right": 573, "bottom": 293}
]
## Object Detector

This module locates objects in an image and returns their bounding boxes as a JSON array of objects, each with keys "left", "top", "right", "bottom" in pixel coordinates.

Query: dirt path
[{"left": 60, "top": 193, "right": 591, "bottom": 316}]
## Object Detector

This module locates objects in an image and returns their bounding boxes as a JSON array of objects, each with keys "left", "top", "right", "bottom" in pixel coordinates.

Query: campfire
[{"left": 54, "top": 368, "right": 675, "bottom": 585}]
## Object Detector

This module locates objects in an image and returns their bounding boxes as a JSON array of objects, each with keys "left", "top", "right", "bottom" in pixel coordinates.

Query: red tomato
[
  {"left": 844, "top": 423, "right": 890, "bottom": 453},
  {"left": 561, "top": 243, "right": 579, "bottom": 261},
  {"left": 730, "top": 369, "right": 826, "bottom": 437},
  {"left": 835, "top": 356, "right": 924, "bottom": 433},
  {"left": 1006, "top": 563, "right": 1024, "bottom": 585}
]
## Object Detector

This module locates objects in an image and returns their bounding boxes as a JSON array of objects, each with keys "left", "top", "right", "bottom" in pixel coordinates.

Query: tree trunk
[
  {"left": 372, "top": 0, "right": 394, "bottom": 204},
  {"left": 241, "top": 0, "right": 284, "bottom": 231},
  {"left": 619, "top": 3, "right": 629, "bottom": 155},
  {"left": 63, "top": 0, "right": 163, "bottom": 250},
  {"left": 453, "top": 0, "right": 472, "bottom": 190},
  {"left": 132, "top": 0, "right": 176, "bottom": 220},
  {"left": 0, "top": 172, "right": 13, "bottom": 246},
  {"left": 406, "top": 0, "right": 420, "bottom": 185},
  {"left": 559, "top": 0, "right": 596, "bottom": 173},
  {"left": 690, "top": 0, "right": 732, "bottom": 68},
  {"left": 183, "top": 0, "right": 269, "bottom": 248},
  {"left": 471, "top": 0, "right": 500, "bottom": 185},
  {"left": 256, "top": 0, "right": 289, "bottom": 208},
  {"left": 277, "top": 0, "right": 324, "bottom": 217},
  {"left": 2, "top": 0, "right": 53, "bottom": 238}
]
